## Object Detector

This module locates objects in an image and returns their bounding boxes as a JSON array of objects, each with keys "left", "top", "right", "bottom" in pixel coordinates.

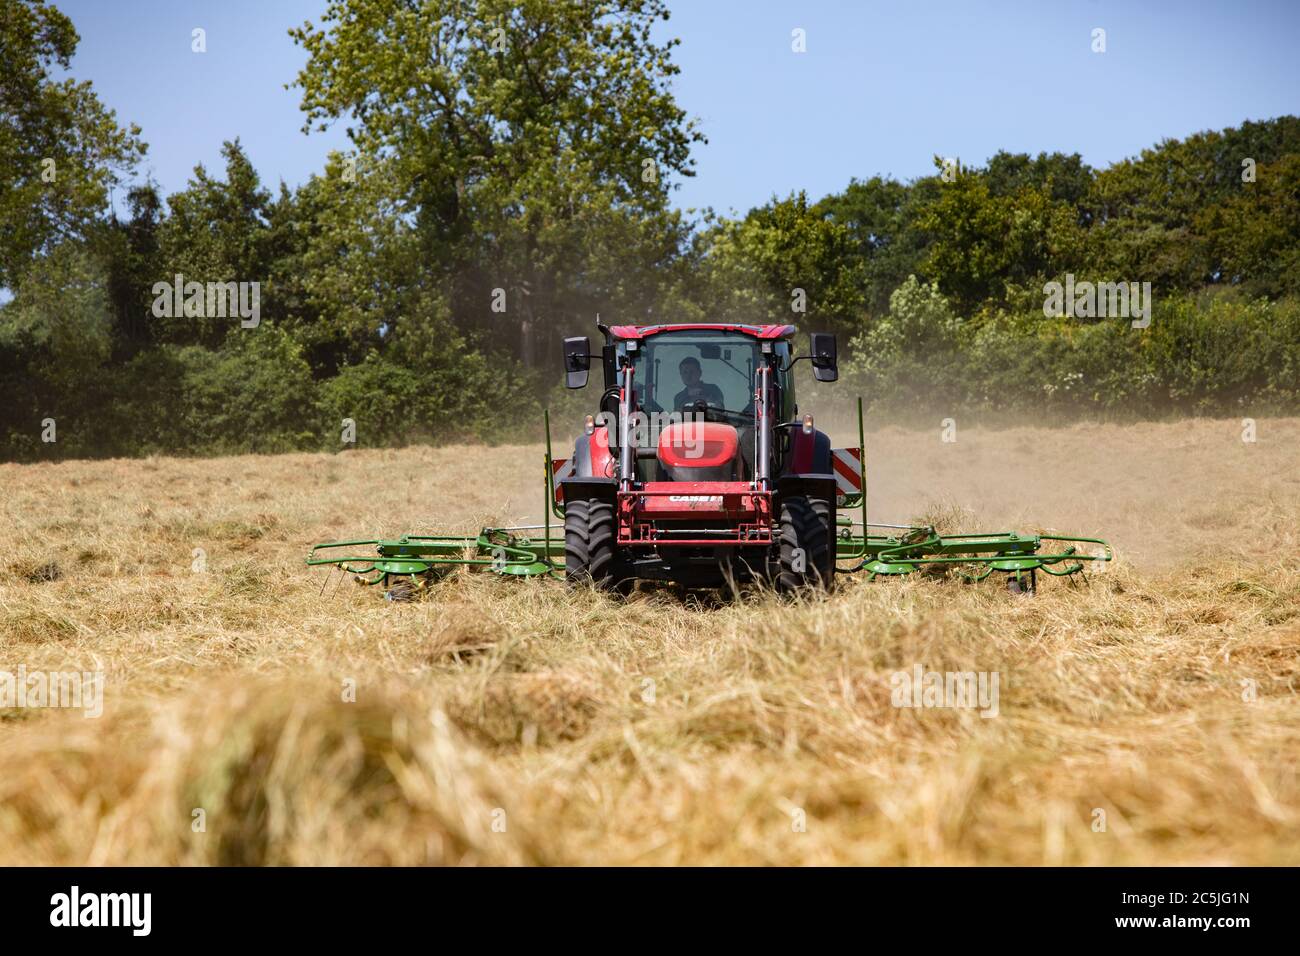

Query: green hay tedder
[{"left": 308, "top": 322, "right": 1111, "bottom": 598}]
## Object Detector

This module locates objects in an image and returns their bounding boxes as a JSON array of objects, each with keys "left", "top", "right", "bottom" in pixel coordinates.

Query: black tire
[
  {"left": 565, "top": 498, "right": 621, "bottom": 590},
  {"left": 777, "top": 495, "right": 834, "bottom": 593},
  {"left": 810, "top": 496, "right": 835, "bottom": 570}
]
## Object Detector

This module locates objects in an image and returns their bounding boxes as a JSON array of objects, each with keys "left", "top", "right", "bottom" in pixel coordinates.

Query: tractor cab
[
  {"left": 606, "top": 327, "right": 789, "bottom": 482},
  {"left": 558, "top": 322, "right": 842, "bottom": 591},
  {"left": 624, "top": 327, "right": 785, "bottom": 482}
]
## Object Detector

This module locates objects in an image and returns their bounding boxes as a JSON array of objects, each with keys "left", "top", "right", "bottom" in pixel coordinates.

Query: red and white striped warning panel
[
  {"left": 831, "top": 447, "right": 862, "bottom": 498},
  {"left": 551, "top": 457, "right": 575, "bottom": 503}
]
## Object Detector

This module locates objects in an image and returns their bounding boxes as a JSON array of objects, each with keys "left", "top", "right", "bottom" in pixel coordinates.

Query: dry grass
[{"left": 1, "top": 417, "right": 1298, "bottom": 865}]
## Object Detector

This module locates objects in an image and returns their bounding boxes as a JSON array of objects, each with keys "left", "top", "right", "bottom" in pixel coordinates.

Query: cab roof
[{"left": 608, "top": 323, "right": 796, "bottom": 340}]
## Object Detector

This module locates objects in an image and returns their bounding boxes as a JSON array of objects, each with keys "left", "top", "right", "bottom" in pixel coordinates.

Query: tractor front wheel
[
  {"left": 777, "top": 495, "right": 834, "bottom": 593},
  {"left": 564, "top": 498, "right": 624, "bottom": 591}
]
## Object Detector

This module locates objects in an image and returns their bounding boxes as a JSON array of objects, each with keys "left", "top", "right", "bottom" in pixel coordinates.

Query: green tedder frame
[{"left": 307, "top": 399, "right": 1112, "bottom": 597}]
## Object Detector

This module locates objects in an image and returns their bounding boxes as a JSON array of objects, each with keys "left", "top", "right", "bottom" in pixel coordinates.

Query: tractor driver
[{"left": 673, "top": 356, "right": 725, "bottom": 411}]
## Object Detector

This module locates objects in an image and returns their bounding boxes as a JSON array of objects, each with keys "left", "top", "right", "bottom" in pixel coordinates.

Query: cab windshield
[{"left": 631, "top": 331, "right": 759, "bottom": 415}]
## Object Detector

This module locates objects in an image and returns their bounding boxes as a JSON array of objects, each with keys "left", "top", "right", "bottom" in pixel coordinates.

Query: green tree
[
  {"left": 154, "top": 140, "right": 273, "bottom": 347},
  {"left": 262, "top": 152, "right": 403, "bottom": 374},
  {"left": 695, "top": 191, "right": 866, "bottom": 336},
  {"left": 844, "top": 275, "right": 963, "bottom": 411},
  {"left": 916, "top": 160, "right": 1085, "bottom": 315},
  {"left": 815, "top": 175, "right": 932, "bottom": 318},
  {"left": 1084, "top": 117, "right": 1300, "bottom": 290},
  {"left": 0, "top": 241, "right": 114, "bottom": 455},
  {"left": 983, "top": 151, "right": 1095, "bottom": 221},
  {"left": 0, "top": 0, "right": 145, "bottom": 288},
  {"left": 290, "top": 0, "right": 703, "bottom": 365},
  {"left": 1197, "top": 153, "right": 1300, "bottom": 297},
  {"left": 92, "top": 182, "right": 165, "bottom": 359},
  {"left": 176, "top": 326, "right": 319, "bottom": 454}
]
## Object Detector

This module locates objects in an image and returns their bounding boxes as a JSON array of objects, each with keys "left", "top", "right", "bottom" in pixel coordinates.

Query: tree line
[{"left": 2, "top": 0, "right": 1297, "bottom": 461}]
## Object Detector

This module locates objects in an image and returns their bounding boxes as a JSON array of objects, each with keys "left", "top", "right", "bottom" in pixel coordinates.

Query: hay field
[{"left": 0, "top": 417, "right": 1297, "bottom": 865}]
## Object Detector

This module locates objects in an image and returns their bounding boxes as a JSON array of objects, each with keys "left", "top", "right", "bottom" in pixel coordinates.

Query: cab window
[{"left": 631, "top": 332, "right": 760, "bottom": 414}]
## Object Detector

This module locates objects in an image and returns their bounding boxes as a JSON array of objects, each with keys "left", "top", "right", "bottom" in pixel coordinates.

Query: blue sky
[{"left": 57, "top": 0, "right": 1300, "bottom": 216}]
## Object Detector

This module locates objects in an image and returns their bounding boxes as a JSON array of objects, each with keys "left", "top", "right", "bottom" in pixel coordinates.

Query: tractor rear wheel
[
  {"left": 777, "top": 495, "right": 834, "bottom": 593},
  {"left": 565, "top": 498, "right": 623, "bottom": 590}
]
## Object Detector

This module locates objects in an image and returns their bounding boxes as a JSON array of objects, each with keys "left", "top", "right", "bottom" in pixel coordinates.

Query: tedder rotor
[{"left": 307, "top": 322, "right": 1112, "bottom": 599}]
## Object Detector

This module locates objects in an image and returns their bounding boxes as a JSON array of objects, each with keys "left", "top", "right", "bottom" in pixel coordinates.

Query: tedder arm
[
  {"left": 833, "top": 519, "right": 1111, "bottom": 592},
  {"left": 306, "top": 527, "right": 564, "bottom": 591}
]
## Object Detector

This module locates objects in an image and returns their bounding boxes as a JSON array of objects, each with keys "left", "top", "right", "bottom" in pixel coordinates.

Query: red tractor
[
  {"left": 558, "top": 322, "right": 847, "bottom": 593},
  {"left": 307, "top": 323, "right": 1113, "bottom": 596}
]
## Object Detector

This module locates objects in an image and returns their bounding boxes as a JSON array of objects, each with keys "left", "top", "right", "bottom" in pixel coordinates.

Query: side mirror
[
  {"left": 810, "top": 332, "right": 838, "bottom": 382},
  {"left": 563, "top": 336, "right": 591, "bottom": 389}
]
